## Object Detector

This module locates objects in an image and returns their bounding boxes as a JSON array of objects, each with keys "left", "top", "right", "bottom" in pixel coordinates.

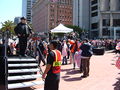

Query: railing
[
  {"left": 0, "top": 32, "right": 44, "bottom": 90},
  {"left": 0, "top": 31, "right": 9, "bottom": 90},
  {"left": 26, "top": 35, "right": 43, "bottom": 74}
]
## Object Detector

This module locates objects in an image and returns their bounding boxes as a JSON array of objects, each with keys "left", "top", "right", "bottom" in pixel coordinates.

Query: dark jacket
[
  {"left": 14, "top": 22, "right": 32, "bottom": 37},
  {"left": 38, "top": 41, "right": 46, "bottom": 54},
  {"left": 80, "top": 43, "right": 93, "bottom": 57}
]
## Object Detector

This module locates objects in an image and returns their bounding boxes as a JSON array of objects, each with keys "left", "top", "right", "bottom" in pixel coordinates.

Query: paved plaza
[{"left": 12, "top": 51, "right": 120, "bottom": 90}]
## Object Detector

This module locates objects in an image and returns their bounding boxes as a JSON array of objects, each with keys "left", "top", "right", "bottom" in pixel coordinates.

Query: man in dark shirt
[
  {"left": 80, "top": 39, "right": 93, "bottom": 78},
  {"left": 42, "top": 40, "right": 62, "bottom": 90},
  {"left": 14, "top": 17, "right": 32, "bottom": 56}
]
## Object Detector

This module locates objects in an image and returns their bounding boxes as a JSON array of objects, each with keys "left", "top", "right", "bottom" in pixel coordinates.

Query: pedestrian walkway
[
  {"left": 59, "top": 51, "right": 120, "bottom": 90},
  {"left": 13, "top": 51, "right": 120, "bottom": 90}
]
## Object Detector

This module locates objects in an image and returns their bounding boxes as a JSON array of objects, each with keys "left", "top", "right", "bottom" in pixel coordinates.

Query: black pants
[
  {"left": 67, "top": 51, "right": 70, "bottom": 59},
  {"left": 19, "top": 36, "right": 27, "bottom": 56},
  {"left": 62, "top": 56, "right": 67, "bottom": 65},
  {"left": 44, "top": 79, "right": 60, "bottom": 90},
  {"left": 81, "top": 58, "right": 90, "bottom": 76}
]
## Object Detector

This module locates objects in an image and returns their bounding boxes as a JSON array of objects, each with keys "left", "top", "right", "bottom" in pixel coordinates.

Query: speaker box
[{"left": 93, "top": 48, "right": 105, "bottom": 55}]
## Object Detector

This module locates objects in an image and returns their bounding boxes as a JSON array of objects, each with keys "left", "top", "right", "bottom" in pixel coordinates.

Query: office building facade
[
  {"left": 14, "top": 17, "right": 21, "bottom": 24},
  {"left": 22, "top": 0, "right": 37, "bottom": 23},
  {"left": 73, "top": 0, "right": 90, "bottom": 31},
  {"left": 73, "top": 0, "right": 120, "bottom": 39},
  {"left": 32, "top": 0, "right": 73, "bottom": 32},
  {"left": 90, "top": 0, "right": 120, "bottom": 39}
]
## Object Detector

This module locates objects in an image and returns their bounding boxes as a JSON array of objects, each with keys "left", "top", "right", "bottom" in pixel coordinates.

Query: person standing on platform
[
  {"left": 14, "top": 17, "right": 32, "bottom": 56},
  {"left": 42, "top": 40, "right": 62, "bottom": 90}
]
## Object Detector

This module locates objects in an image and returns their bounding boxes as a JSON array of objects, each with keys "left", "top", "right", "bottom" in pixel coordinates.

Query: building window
[
  {"left": 91, "top": 12, "right": 98, "bottom": 17},
  {"left": 91, "top": 31, "right": 98, "bottom": 38},
  {"left": 51, "top": 9, "right": 54, "bottom": 12},
  {"left": 113, "top": 19, "right": 120, "bottom": 26},
  {"left": 102, "top": 28, "right": 110, "bottom": 36},
  {"left": 103, "top": 19, "right": 110, "bottom": 26},
  {"left": 91, "top": 6, "right": 98, "bottom": 11},
  {"left": 91, "top": 0, "right": 98, "bottom": 5},
  {"left": 91, "top": 23, "right": 98, "bottom": 29}
]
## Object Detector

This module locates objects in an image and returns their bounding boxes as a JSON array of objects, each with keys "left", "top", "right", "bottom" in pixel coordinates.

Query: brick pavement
[
  {"left": 59, "top": 51, "right": 120, "bottom": 90},
  {"left": 12, "top": 51, "right": 120, "bottom": 90}
]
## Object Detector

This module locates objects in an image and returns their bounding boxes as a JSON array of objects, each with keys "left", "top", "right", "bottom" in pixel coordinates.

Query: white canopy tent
[{"left": 50, "top": 23, "right": 73, "bottom": 33}]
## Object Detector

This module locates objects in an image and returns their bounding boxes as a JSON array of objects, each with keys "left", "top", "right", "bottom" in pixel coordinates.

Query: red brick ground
[{"left": 12, "top": 51, "right": 120, "bottom": 90}]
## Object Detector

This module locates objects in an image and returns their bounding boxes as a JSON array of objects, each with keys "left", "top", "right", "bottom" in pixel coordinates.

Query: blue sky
[{"left": 0, "top": 0, "right": 22, "bottom": 28}]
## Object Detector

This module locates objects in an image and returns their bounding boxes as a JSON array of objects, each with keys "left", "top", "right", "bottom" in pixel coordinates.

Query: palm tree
[{"left": 1, "top": 20, "right": 16, "bottom": 35}]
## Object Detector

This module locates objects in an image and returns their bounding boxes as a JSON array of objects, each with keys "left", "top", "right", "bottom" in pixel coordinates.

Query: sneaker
[{"left": 81, "top": 75, "right": 88, "bottom": 78}]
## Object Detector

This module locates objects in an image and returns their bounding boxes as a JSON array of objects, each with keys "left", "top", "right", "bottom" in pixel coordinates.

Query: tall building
[
  {"left": 73, "top": 0, "right": 120, "bottom": 39},
  {"left": 14, "top": 17, "right": 21, "bottom": 24},
  {"left": 32, "top": 0, "right": 73, "bottom": 32},
  {"left": 22, "top": 0, "right": 37, "bottom": 23},
  {"left": 90, "top": 0, "right": 99, "bottom": 39},
  {"left": 73, "top": 0, "right": 90, "bottom": 31},
  {"left": 90, "top": 0, "right": 120, "bottom": 39}
]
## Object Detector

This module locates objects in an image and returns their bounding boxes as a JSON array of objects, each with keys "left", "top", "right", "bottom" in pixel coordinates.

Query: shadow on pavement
[
  {"left": 66, "top": 70, "right": 80, "bottom": 75},
  {"left": 64, "top": 77, "right": 82, "bottom": 81},
  {"left": 111, "top": 63, "right": 115, "bottom": 65},
  {"left": 61, "top": 69, "right": 82, "bottom": 82},
  {"left": 113, "top": 78, "right": 120, "bottom": 90},
  {"left": 61, "top": 68, "right": 73, "bottom": 72}
]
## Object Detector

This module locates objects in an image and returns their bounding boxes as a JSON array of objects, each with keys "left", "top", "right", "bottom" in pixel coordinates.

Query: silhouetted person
[{"left": 14, "top": 17, "right": 32, "bottom": 56}]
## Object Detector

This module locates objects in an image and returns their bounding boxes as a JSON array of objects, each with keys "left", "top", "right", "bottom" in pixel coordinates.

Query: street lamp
[{"left": 78, "top": 0, "right": 80, "bottom": 26}]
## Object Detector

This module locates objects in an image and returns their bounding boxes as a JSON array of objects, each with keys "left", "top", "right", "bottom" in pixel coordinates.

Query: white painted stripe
[
  {"left": 8, "top": 68, "right": 39, "bottom": 73},
  {"left": 8, "top": 81, "right": 44, "bottom": 89},
  {"left": 8, "top": 74, "right": 42, "bottom": 81},
  {"left": 8, "top": 63, "right": 38, "bottom": 67},
  {"left": 8, "top": 58, "right": 36, "bottom": 61}
]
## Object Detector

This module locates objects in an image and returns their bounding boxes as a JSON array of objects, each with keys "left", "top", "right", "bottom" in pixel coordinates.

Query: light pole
[{"left": 78, "top": 0, "right": 80, "bottom": 27}]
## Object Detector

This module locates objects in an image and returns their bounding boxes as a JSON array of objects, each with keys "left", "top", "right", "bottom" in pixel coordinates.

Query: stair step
[
  {"left": 8, "top": 74, "right": 42, "bottom": 81},
  {"left": 8, "top": 58, "right": 36, "bottom": 62},
  {"left": 8, "top": 81, "right": 44, "bottom": 89},
  {"left": 8, "top": 63, "right": 38, "bottom": 67},
  {"left": 8, "top": 68, "right": 39, "bottom": 73}
]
